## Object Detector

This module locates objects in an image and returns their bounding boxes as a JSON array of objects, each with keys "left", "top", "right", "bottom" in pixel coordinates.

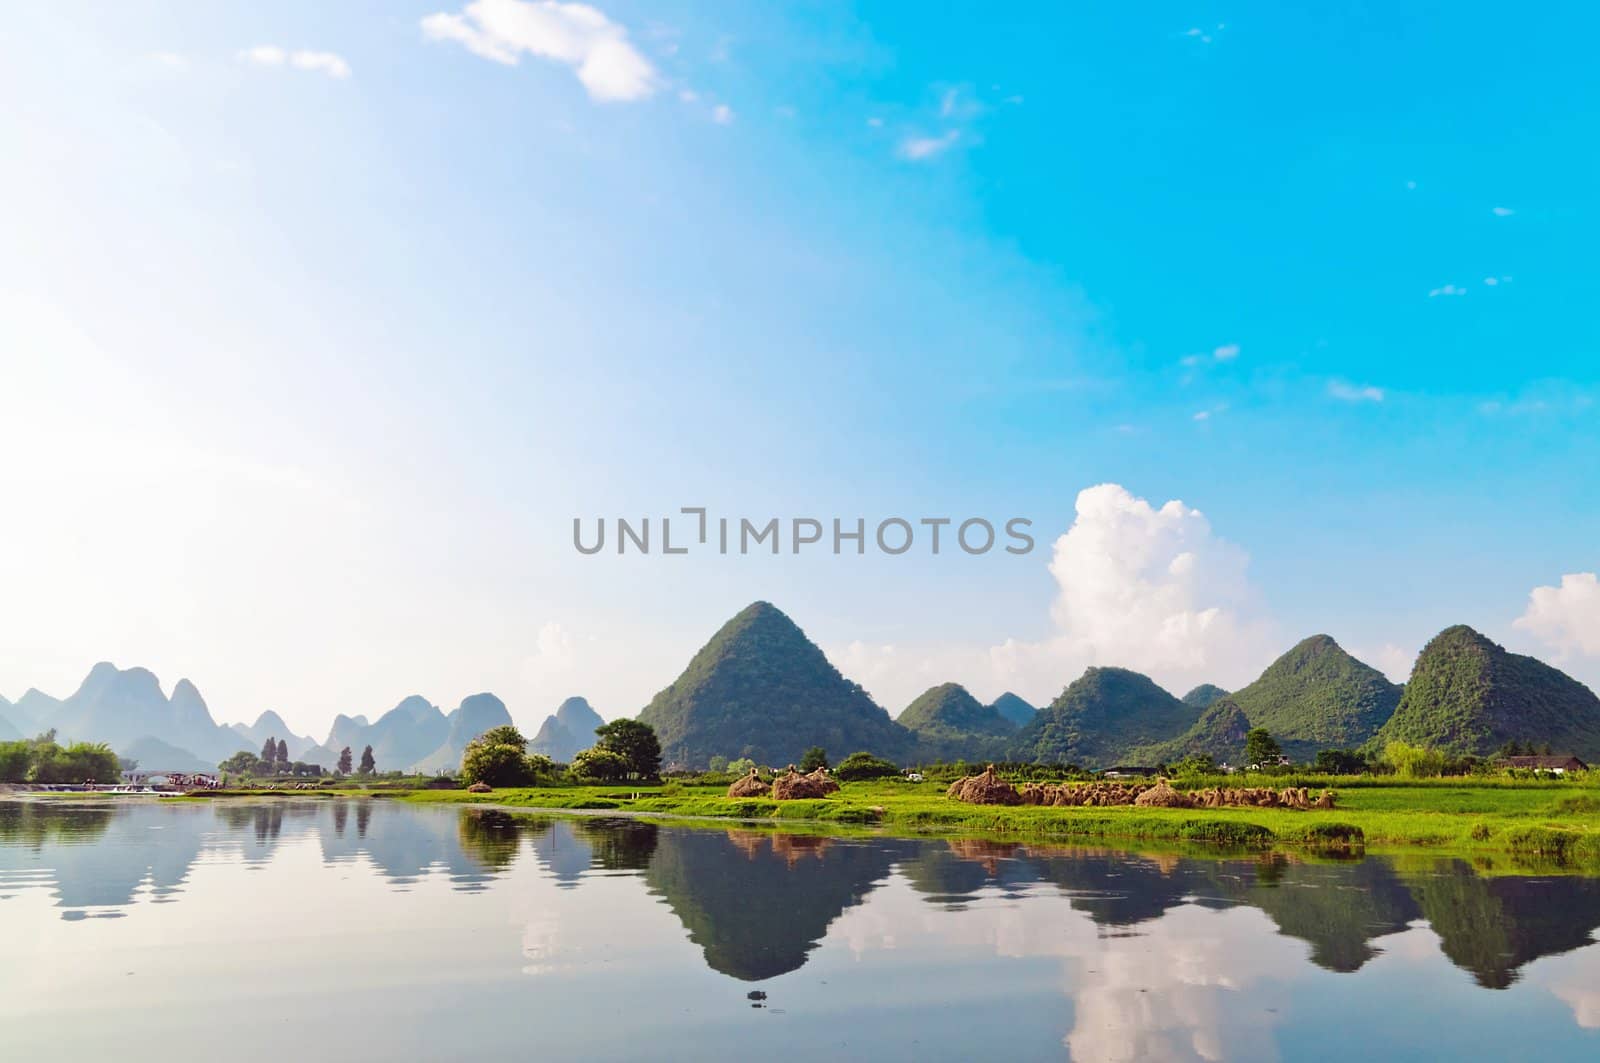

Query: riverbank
[{"left": 393, "top": 778, "right": 1600, "bottom": 866}]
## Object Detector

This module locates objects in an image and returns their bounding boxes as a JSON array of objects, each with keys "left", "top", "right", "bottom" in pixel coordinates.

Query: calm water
[{"left": 3, "top": 800, "right": 1600, "bottom": 1061}]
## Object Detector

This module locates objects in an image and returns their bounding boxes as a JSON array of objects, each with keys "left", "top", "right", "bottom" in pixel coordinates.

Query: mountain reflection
[{"left": 4, "top": 798, "right": 1600, "bottom": 995}]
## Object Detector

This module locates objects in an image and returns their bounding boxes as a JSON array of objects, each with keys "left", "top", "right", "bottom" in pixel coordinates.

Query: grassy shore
[{"left": 391, "top": 777, "right": 1600, "bottom": 866}]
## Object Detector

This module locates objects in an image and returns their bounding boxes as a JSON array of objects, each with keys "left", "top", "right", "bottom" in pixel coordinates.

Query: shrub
[{"left": 834, "top": 751, "right": 900, "bottom": 782}]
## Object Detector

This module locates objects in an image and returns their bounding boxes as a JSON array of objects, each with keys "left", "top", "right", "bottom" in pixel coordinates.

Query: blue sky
[{"left": 3, "top": 2, "right": 1597, "bottom": 735}]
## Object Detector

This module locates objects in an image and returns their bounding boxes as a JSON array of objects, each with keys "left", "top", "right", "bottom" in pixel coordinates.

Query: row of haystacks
[{"left": 945, "top": 767, "right": 1336, "bottom": 810}]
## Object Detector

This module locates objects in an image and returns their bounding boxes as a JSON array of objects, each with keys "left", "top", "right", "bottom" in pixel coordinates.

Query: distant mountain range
[
  {"left": 529, "top": 697, "right": 605, "bottom": 762},
  {"left": 6, "top": 604, "right": 1599, "bottom": 774}
]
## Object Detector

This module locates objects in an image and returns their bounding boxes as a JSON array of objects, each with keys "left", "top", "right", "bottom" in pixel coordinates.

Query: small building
[{"left": 1495, "top": 754, "right": 1588, "bottom": 775}]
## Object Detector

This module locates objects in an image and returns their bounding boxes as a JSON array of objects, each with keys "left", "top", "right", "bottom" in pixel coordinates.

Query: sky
[{"left": 2, "top": 1, "right": 1597, "bottom": 739}]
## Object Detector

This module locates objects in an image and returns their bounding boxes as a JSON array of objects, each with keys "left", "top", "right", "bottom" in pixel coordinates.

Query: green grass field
[{"left": 386, "top": 777, "right": 1600, "bottom": 867}]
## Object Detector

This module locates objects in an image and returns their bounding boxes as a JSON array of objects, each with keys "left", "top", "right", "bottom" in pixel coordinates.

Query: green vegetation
[
  {"left": 898, "top": 683, "right": 1015, "bottom": 759},
  {"left": 1134, "top": 697, "right": 1250, "bottom": 765},
  {"left": 460, "top": 725, "right": 556, "bottom": 787},
  {"left": 1181, "top": 684, "right": 1230, "bottom": 709},
  {"left": 798, "top": 746, "right": 829, "bottom": 772},
  {"left": 1223, "top": 635, "right": 1402, "bottom": 759},
  {"left": 1378, "top": 625, "right": 1600, "bottom": 759},
  {"left": 833, "top": 751, "right": 900, "bottom": 781},
  {"left": 0, "top": 730, "right": 120, "bottom": 784},
  {"left": 592, "top": 719, "right": 662, "bottom": 779},
  {"left": 1014, "top": 667, "right": 1199, "bottom": 766},
  {"left": 397, "top": 773, "right": 1600, "bottom": 866},
  {"left": 1245, "top": 727, "right": 1283, "bottom": 766},
  {"left": 636, "top": 601, "right": 912, "bottom": 769}
]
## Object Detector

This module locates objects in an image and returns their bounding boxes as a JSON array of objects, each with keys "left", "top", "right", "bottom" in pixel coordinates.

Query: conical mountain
[
  {"left": 230, "top": 710, "right": 317, "bottom": 761},
  {"left": 1377, "top": 625, "right": 1600, "bottom": 758},
  {"left": 989, "top": 692, "right": 1038, "bottom": 728},
  {"left": 410, "top": 693, "right": 514, "bottom": 773},
  {"left": 529, "top": 696, "right": 605, "bottom": 762},
  {"left": 1181, "top": 684, "right": 1230, "bottom": 709},
  {"left": 1132, "top": 697, "right": 1252, "bottom": 765},
  {"left": 899, "top": 683, "right": 1016, "bottom": 760},
  {"left": 899, "top": 683, "right": 1017, "bottom": 737},
  {"left": 1012, "top": 667, "right": 1199, "bottom": 767},
  {"left": 637, "top": 601, "right": 912, "bottom": 769},
  {"left": 1225, "top": 635, "right": 1401, "bottom": 759}
]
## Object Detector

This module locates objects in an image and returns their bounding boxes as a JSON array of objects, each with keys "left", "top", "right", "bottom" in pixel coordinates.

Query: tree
[
  {"left": 1174, "top": 753, "right": 1218, "bottom": 778},
  {"left": 834, "top": 751, "right": 899, "bottom": 782},
  {"left": 219, "top": 750, "right": 263, "bottom": 776},
  {"left": 726, "top": 757, "right": 756, "bottom": 777},
  {"left": 276, "top": 738, "right": 289, "bottom": 764},
  {"left": 1314, "top": 748, "right": 1368, "bottom": 775},
  {"left": 593, "top": 719, "right": 662, "bottom": 780},
  {"left": 0, "top": 741, "right": 31, "bottom": 783},
  {"left": 461, "top": 725, "right": 542, "bottom": 787},
  {"left": 799, "top": 746, "right": 829, "bottom": 773},
  {"left": 260, "top": 737, "right": 277, "bottom": 768},
  {"left": 1385, "top": 740, "right": 1445, "bottom": 779},
  {"left": 571, "top": 747, "right": 630, "bottom": 782},
  {"left": 1244, "top": 728, "right": 1282, "bottom": 767},
  {"left": 359, "top": 745, "right": 376, "bottom": 774},
  {"left": 707, "top": 755, "right": 730, "bottom": 774},
  {"left": 337, "top": 746, "right": 353, "bottom": 775}
]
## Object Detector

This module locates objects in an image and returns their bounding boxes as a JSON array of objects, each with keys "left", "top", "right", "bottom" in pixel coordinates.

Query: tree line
[{"left": 0, "top": 730, "right": 121, "bottom": 784}]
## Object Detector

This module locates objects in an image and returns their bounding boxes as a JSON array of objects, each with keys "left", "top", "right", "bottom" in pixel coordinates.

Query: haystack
[
  {"left": 772, "top": 766, "right": 836, "bottom": 800},
  {"left": 1314, "top": 790, "right": 1337, "bottom": 809},
  {"left": 1133, "top": 778, "right": 1192, "bottom": 808},
  {"left": 805, "top": 767, "right": 841, "bottom": 795},
  {"left": 726, "top": 766, "right": 771, "bottom": 798},
  {"left": 947, "top": 765, "right": 1022, "bottom": 806},
  {"left": 467, "top": 781, "right": 493, "bottom": 794}
]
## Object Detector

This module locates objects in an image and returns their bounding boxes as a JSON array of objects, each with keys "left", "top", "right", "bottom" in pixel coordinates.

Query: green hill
[
  {"left": 637, "top": 601, "right": 913, "bottom": 769},
  {"left": 1132, "top": 697, "right": 1252, "bottom": 765},
  {"left": 988, "top": 692, "right": 1038, "bottom": 728},
  {"left": 898, "top": 683, "right": 1016, "bottom": 761},
  {"left": 1181, "top": 684, "right": 1230, "bottom": 709},
  {"left": 1376, "top": 625, "right": 1600, "bottom": 759},
  {"left": 1225, "top": 635, "right": 1401, "bottom": 759},
  {"left": 1011, "top": 667, "right": 1199, "bottom": 767}
]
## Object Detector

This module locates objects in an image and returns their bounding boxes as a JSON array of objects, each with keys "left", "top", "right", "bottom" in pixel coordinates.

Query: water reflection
[{"left": 3, "top": 798, "right": 1600, "bottom": 1060}]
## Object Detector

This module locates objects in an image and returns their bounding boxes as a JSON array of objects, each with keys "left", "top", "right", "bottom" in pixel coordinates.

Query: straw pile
[
  {"left": 946, "top": 765, "right": 1023, "bottom": 806},
  {"left": 1133, "top": 779, "right": 1192, "bottom": 808},
  {"left": 726, "top": 766, "right": 771, "bottom": 798},
  {"left": 771, "top": 765, "right": 841, "bottom": 800},
  {"left": 467, "top": 781, "right": 493, "bottom": 794}
]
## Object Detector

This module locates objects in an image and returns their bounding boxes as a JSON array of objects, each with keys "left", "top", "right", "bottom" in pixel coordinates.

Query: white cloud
[
  {"left": 829, "top": 483, "right": 1276, "bottom": 711},
  {"left": 1515, "top": 573, "right": 1600, "bottom": 659},
  {"left": 1328, "top": 380, "right": 1385, "bottom": 403},
  {"left": 422, "top": 0, "right": 657, "bottom": 102},
  {"left": 1212, "top": 343, "right": 1240, "bottom": 362},
  {"left": 866, "top": 116, "right": 883, "bottom": 128},
  {"left": 1428, "top": 284, "right": 1466, "bottom": 297},
  {"left": 1352, "top": 642, "right": 1415, "bottom": 683},
  {"left": 712, "top": 103, "right": 733, "bottom": 125},
  {"left": 1492, "top": 206, "right": 1515, "bottom": 217},
  {"left": 241, "top": 45, "right": 287, "bottom": 67},
  {"left": 240, "top": 46, "right": 351, "bottom": 79},
  {"left": 290, "top": 51, "right": 352, "bottom": 79},
  {"left": 899, "top": 130, "right": 960, "bottom": 161}
]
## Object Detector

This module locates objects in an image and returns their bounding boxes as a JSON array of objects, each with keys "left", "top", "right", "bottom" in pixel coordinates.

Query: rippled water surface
[{"left": 3, "top": 798, "right": 1600, "bottom": 1061}]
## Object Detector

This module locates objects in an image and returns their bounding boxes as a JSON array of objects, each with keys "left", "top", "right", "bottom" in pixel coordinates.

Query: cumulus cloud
[
  {"left": 1515, "top": 573, "right": 1600, "bottom": 659},
  {"left": 1428, "top": 284, "right": 1466, "bottom": 298},
  {"left": 422, "top": 0, "right": 657, "bottom": 102},
  {"left": 240, "top": 45, "right": 351, "bottom": 78},
  {"left": 899, "top": 130, "right": 960, "bottom": 160},
  {"left": 828, "top": 484, "right": 1276, "bottom": 711},
  {"left": 1328, "top": 380, "right": 1385, "bottom": 403}
]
